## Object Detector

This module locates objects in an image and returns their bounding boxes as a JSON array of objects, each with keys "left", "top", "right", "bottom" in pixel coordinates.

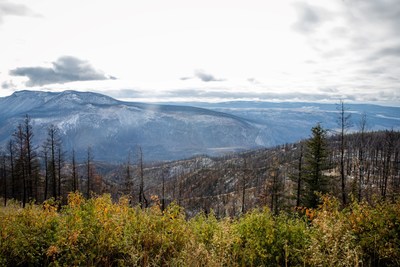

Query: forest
[{"left": 0, "top": 106, "right": 400, "bottom": 266}]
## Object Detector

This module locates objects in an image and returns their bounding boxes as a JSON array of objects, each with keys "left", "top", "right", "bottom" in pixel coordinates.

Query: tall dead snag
[
  {"left": 357, "top": 112, "right": 367, "bottom": 201},
  {"left": 23, "top": 115, "right": 38, "bottom": 202},
  {"left": 296, "top": 144, "right": 303, "bottom": 207},
  {"left": 43, "top": 124, "right": 62, "bottom": 200},
  {"left": 13, "top": 123, "right": 26, "bottom": 207},
  {"left": 42, "top": 145, "right": 49, "bottom": 200},
  {"left": 241, "top": 158, "right": 248, "bottom": 214},
  {"left": 1, "top": 151, "right": 7, "bottom": 206},
  {"left": 161, "top": 165, "right": 166, "bottom": 212},
  {"left": 382, "top": 129, "right": 395, "bottom": 199},
  {"left": 86, "top": 147, "right": 93, "bottom": 198},
  {"left": 137, "top": 146, "right": 147, "bottom": 209},
  {"left": 124, "top": 151, "right": 134, "bottom": 204},
  {"left": 71, "top": 149, "right": 78, "bottom": 192},
  {"left": 337, "top": 100, "right": 352, "bottom": 206},
  {"left": 7, "top": 140, "right": 15, "bottom": 200}
]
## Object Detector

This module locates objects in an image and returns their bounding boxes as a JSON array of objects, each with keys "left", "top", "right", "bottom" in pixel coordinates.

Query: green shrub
[
  {"left": 0, "top": 200, "right": 59, "bottom": 266},
  {"left": 1, "top": 193, "right": 399, "bottom": 266},
  {"left": 350, "top": 199, "right": 400, "bottom": 266},
  {"left": 306, "top": 195, "right": 362, "bottom": 266}
]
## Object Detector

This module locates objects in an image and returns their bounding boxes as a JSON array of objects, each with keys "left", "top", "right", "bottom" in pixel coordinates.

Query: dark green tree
[{"left": 303, "top": 123, "right": 330, "bottom": 208}]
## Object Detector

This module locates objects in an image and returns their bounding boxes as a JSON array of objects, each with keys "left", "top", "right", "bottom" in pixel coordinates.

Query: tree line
[
  {"left": 139, "top": 103, "right": 399, "bottom": 217},
  {"left": 0, "top": 115, "right": 103, "bottom": 207},
  {"left": 0, "top": 102, "right": 399, "bottom": 216}
]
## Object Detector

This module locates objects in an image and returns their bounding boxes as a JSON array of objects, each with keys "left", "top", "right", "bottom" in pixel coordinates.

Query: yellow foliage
[{"left": 0, "top": 192, "right": 399, "bottom": 266}]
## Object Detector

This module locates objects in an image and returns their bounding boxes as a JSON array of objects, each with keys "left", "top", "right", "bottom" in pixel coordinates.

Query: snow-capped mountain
[
  {"left": 0, "top": 90, "right": 399, "bottom": 162},
  {"left": 0, "top": 90, "right": 262, "bottom": 161}
]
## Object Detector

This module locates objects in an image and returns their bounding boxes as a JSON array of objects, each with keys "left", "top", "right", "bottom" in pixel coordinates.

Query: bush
[
  {"left": 0, "top": 199, "right": 59, "bottom": 266},
  {"left": 1, "top": 193, "right": 399, "bottom": 266},
  {"left": 349, "top": 199, "right": 400, "bottom": 266},
  {"left": 306, "top": 195, "right": 362, "bottom": 266}
]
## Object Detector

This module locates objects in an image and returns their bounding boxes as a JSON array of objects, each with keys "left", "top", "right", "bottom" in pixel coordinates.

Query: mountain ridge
[
  {"left": 0, "top": 90, "right": 262, "bottom": 162},
  {"left": 1, "top": 90, "right": 399, "bottom": 162}
]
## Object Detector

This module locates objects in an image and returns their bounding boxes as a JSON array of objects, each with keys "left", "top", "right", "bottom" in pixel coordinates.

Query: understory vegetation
[{"left": 1, "top": 192, "right": 399, "bottom": 266}]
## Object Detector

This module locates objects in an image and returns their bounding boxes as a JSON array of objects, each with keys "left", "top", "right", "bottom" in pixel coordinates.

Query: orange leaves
[
  {"left": 1, "top": 193, "right": 400, "bottom": 266},
  {"left": 67, "top": 192, "right": 84, "bottom": 208},
  {"left": 46, "top": 245, "right": 59, "bottom": 259},
  {"left": 305, "top": 208, "right": 315, "bottom": 221}
]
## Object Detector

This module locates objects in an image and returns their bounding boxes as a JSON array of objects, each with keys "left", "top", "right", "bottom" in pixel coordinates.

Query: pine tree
[{"left": 303, "top": 123, "right": 329, "bottom": 208}]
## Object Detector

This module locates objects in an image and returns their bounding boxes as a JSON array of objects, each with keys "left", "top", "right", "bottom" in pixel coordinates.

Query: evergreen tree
[{"left": 303, "top": 123, "right": 329, "bottom": 208}]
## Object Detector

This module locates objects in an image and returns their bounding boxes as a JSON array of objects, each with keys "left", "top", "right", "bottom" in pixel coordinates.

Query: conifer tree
[{"left": 303, "top": 123, "right": 329, "bottom": 208}]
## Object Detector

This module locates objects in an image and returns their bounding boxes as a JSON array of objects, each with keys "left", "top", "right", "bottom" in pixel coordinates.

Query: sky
[{"left": 0, "top": 0, "right": 399, "bottom": 106}]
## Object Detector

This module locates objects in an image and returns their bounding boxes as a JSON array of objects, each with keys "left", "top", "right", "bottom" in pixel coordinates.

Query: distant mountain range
[
  {"left": 0, "top": 90, "right": 261, "bottom": 162},
  {"left": 182, "top": 101, "right": 400, "bottom": 145},
  {"left": 0, "top": 90, "right": 399, "bottom": 162}
]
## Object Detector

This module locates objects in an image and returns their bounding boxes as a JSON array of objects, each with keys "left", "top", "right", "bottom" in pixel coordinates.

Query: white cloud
[{"left": 0, "top": 0, "right": 399, "bottom": 106}]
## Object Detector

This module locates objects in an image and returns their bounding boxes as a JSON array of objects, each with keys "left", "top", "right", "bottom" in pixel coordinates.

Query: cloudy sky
[{"left": 0, "top": 0, "right": 399, "bottom": 106}]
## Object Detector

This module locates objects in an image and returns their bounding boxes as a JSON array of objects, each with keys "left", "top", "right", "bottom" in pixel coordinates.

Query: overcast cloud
[
  {"left": 194, "top": 70, "right": 224, "bottom": 82},
  {"left": 292, "top": 2, "right": 332, "bottom": 34},
  {"left": 0, "top": 1, "right": 35, "bottom": 24},
  {"left": 0, "top": 0, "right": 399, "bottom": 106}
]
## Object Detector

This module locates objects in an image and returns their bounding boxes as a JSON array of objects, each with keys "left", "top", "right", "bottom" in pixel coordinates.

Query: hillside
[
  {"left": 116, "top": 130, "right": 400, "bottom": 217},
  {"left": 0, "top": 90, "right": 262, "bottom": 161},
  {"left": 0, "top": 90, "right": 399, "bottom": 212},
  {"left": 1, "top": 90, "right": 399, "bottom": 162}
]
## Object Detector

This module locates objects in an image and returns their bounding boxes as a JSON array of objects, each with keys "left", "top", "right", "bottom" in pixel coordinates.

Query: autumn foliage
[{"left": 0, "top": 193, "right": 399, "bottom": 266}]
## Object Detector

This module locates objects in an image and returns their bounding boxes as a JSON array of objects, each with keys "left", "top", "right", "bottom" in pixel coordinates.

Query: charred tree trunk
[
  {"left": 137, "top": 146, "right": 147, "bottom": 209},
  {"left": 7, "top": 140, "right": 15, "bottom": 200},
  {"left": 86, "top": 147, "right": 92, "bottom": 199},
  {"left": 296, "top": 144, "right": 303, "bottom": 207},
  {"left": 72, "top": 149, "right": 78, "bottom": 192},
  {"left": 43, "top": 148, "right": 49, "bottom": 200}
]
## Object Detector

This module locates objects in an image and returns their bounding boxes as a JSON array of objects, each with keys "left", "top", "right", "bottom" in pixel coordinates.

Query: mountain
[
  {"left": 1, "top": 90, "right": 399, "bottom": 162},
  {"left": 176, "top": 101, "right": 400, "bottom": 145},
  {"left": 0, "top": 90, "right": 262, "bottom": 161}
]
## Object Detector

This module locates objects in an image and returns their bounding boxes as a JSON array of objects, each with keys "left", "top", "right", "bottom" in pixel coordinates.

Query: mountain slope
[
  {"left": 0, "top": 90, "right": 262, "bottom": 161},
  {"left": 182, "top": 101, "right": 400, "bottom": 145},
  {"left": 1, "top": 90, "right": 399, "bottom": 162}
]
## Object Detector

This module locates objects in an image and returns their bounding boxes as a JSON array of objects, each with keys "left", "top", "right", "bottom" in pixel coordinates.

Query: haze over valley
[{"left": 0, "top": 90, "right": 399, "bottom": 162}]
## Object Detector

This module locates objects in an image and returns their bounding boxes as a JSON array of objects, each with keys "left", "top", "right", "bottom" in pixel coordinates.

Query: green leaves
[{"left": 1, "top": 193, "right": 399, "bottom": 266}]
